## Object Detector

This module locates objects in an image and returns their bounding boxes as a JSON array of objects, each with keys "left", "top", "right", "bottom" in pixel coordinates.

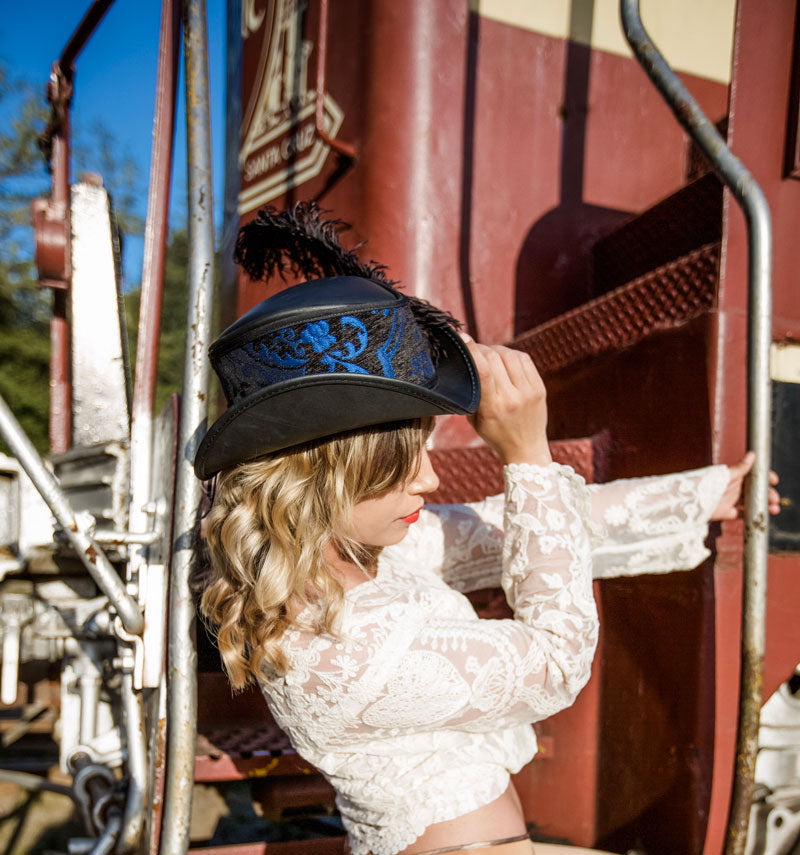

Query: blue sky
[{"left": 1, "top": 1, "right": 226, "bottom": 288}]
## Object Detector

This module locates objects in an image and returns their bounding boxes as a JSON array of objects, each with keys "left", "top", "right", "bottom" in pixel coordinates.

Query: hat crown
[
  {"left": 213, "top": 276, "right": 399, "bottom": 355},
  {"left": 210, "top": 277, "right": 438, "bottom": 410},
  {"left": 194, "top": 208, "right": 480, "bottom": 478}
]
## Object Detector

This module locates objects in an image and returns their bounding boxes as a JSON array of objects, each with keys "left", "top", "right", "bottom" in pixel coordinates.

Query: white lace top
[{"left": 259, "top": 462, "right": 729, "bottom": 855}]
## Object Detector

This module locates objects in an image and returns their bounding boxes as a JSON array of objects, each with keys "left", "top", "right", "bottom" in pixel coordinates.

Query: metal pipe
[
  {"left": 129, "top": 0, "right": 181, "bottom": 534},
  {"left": 0, "top": 768, "right": 77, "bottom": 802},
  {"left": 92, "top": 529, "right": 161, "bottom": 546},
  {"left": 88, "top": 807, "right": 121, "bottom": 855},
  {"left": 0, "top": 393, "right": 144, "bottom": 636},
  {"left": 1, "top": 625, "right": 21, "bottom": 705},
  {"left": 158, "top": 0, "right": 215, "bottom": 850},
  {"left": 619, "top": 4, "right": 773, "bottom": 854},
  {"left": 58, "top": 0, "right": 115, "bottom": 73},
  {"left": 119, "top": 669, "right": 147, "bottom": 853},
  {"left": 48, "top": 91, "right": 72, "bottom": 454}
]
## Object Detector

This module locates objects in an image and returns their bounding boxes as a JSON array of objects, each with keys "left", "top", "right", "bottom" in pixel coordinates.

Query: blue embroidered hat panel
[{"left": 214, "top": 302, "right": 436, "bottom": 405}]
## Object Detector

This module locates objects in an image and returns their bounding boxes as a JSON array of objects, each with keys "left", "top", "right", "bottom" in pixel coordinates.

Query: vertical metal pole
[
  {"left": 49, "top": 105, "right": 72, "bottom": 455},
  {"left": 130, "top": 0, "right": 180, "bottom": 473},
  {"left": 119, "top": 667, "right": 148, "bottom": 853},
  {"left": 129, "top": 0, "right": 181, "bottom": 693},
  {"left": 158, "top": 0, "right": 215, "bottom": 851},
  {"left": 619, "top": 4, "right": 772, "bottom": 854}
]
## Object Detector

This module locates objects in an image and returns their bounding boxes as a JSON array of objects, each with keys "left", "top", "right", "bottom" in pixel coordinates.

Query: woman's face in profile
[{"left": 350, "top": 448, "right": 440, "bottom": 547}]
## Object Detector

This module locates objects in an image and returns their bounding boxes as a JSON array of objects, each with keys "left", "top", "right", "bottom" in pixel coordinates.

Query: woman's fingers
[
  {"left": 730, "top": 450, "right": 756, "bottom": 479},
  {"left": 461, "top": 340, "right": 550, "bottom": 465},
  {"left": 714, "top": 452, "right": 782, "bottom": 520},
  {"left": 463, "top": 340, "right": 492, "bottom": 387},
  {"left": 498, "top": 346, "right": 543, "bottom": 395}
]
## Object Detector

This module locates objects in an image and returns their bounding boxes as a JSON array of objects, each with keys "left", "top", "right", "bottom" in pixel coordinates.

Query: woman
[{"left": 195, "top": 205, "right": 777, "bottom": 855}]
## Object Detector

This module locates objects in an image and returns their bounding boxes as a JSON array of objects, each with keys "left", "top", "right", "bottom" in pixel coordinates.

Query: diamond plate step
[
  {"left": 513, "top": 242, "right": 719, "bottom": 376},
  {"left": 592, "top": 173, "right": 722, "bottom": 297}
]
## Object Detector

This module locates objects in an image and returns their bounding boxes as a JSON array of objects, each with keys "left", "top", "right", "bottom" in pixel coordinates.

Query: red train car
[
  {"left": 7, "top": 2, "right": 800, "bottom": 855},
  {"left": 215, "top": 2, "right": 800, "bottom": 853}
]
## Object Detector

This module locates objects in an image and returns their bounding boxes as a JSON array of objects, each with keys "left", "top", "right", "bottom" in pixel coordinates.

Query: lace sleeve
[
  {"left": 383, "top": 465, "right": 731, "bottom": 590},
  {"left": 587, "top": 464, "right": 729, "bottom": 578},
  {"left": 274, "top": 463, "right": 597, "bottom": 741}
]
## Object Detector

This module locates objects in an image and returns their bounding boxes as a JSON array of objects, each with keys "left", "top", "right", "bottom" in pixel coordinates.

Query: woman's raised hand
[{"left": 461, "top": 335, "right": 552, "bottom": 466}]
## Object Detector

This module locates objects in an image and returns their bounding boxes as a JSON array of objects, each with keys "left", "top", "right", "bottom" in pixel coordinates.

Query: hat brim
[{"left": 194, "top": 325, "right": 479, "bottom": 478}]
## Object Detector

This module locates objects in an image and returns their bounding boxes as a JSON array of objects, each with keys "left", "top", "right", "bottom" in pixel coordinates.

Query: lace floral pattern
[
  {"left": 392, "top": 464, "right": 730, "bottom": 593},
  {"left": 261, "top": 463, "right": 597, "bottom": 855},
  {"left": 258, "top": 463, "right": 729, "bottom": 855}
]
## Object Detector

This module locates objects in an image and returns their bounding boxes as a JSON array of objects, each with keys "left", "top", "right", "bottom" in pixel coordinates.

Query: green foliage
[{"left": 0, "top": 62, "right": 52, "bottom": 454}]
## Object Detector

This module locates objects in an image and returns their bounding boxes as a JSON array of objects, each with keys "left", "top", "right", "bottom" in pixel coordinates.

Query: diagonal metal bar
[
  {"left": 0, "top": 393, "right": 143, "bottom": 636},
  {"left": 619, "top": 4, "right": 773, "bottom": 854}
]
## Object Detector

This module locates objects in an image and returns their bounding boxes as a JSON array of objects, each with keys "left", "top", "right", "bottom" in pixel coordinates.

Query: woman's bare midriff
[{"left": 398, "top": 782, "right": 527, "bottom": 854}]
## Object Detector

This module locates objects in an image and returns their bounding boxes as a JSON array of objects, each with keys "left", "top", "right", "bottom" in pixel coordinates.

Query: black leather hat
[{"left": 194, "top": 275, "right": 480, "bottom": 478}]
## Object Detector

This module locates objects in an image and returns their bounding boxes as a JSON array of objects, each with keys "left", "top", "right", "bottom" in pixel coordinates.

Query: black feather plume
[
  {"left": 235, "top": 201, "right": 394, "bottom": 286},
  {"left": 234, "top": 201, "right": 461, "bottom": 363}
]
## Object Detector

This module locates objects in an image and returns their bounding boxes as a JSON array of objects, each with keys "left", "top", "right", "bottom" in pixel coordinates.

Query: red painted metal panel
[
  {"left": 227, "top": 3, "right": 800, "bottom": 853},
  {"left": 234, "top": 3, "right": 728, "bottom": 345}
]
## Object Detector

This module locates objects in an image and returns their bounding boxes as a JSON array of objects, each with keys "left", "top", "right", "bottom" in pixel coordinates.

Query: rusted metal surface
[
  {"left": 31, "top": 198, "right": 69, "bottom": 284},
  {"left": 147, "top": 692, "right": 167, "bottom": 855},
  {"left": 236, "top": 2, "right": 728, "bottom": 346},
  {"left": 129, "top": 0, "right": 181, "bottom": 690},
  {"left": 253, "top": 775, "right": 336, "bottom": 812},
  {"left": 159, "top": 0, "right": 216, "bottom": 850},
  {"left": 56, "top": 0, "right": 116, "bottom": 76},
  {"left": 620, "top": 4, "right": 774, "bottom": 854},
  {"left": 43, "top": 59, "right": 72, "bottom": 456},
  {"left": 38, "top": 1, "right": 116, "bottom": 455},
  {"left": 315, "top": 0, "right": 356, "bottom": 160},
  {"left": 513, "top": 243, "right": 719, "bottom": 377},
  {"left": 687, "top": 117, "right": 729, "bottom": 182}
]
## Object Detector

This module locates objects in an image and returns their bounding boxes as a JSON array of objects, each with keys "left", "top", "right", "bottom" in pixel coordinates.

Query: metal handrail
[
  {"left": 157, "top": 0, "right": 216, "bottom": 851},
  {"left": 619, "top": 3, "right": 773, "bottom": 854}
]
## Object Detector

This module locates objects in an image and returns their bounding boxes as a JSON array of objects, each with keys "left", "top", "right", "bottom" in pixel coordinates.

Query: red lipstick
[{"left": 401, "top": 509, "right": 421, "bottom": 524}]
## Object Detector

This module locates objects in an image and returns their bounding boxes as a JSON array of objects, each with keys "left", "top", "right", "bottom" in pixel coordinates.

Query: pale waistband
[{"left": 409, "top": 833, "right": 534, "bottom": 855}]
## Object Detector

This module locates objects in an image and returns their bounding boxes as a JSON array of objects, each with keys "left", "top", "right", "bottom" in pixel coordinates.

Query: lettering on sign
[{"left": 239, "top": 0, "right": 344, "bottom": 213}]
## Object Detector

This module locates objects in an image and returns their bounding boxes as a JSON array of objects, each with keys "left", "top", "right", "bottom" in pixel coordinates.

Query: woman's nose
[{"left": 410, "top": 448, "right": 440, "bottom": 495}]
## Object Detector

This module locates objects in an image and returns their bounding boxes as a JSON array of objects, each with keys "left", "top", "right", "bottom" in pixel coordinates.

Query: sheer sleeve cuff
[{"left": 591, "top": 463, "right": 730, "bottom": 579}]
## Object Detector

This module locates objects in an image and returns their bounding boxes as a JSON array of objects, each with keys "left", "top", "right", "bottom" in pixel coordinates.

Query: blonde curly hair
[{"left": 200, "top": 418, "right": 433, "bottom": 688}]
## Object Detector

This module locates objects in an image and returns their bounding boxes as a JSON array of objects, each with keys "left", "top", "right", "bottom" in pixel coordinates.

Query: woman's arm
[
  {"left": 386, "top": 465, "right": 728, "bottom": 590},
  {"left": 277, "top": 458, "right": 597, "bottom": 739},
  {"left": 388, "top": 451, "right": 780, "bottom": 589}
]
